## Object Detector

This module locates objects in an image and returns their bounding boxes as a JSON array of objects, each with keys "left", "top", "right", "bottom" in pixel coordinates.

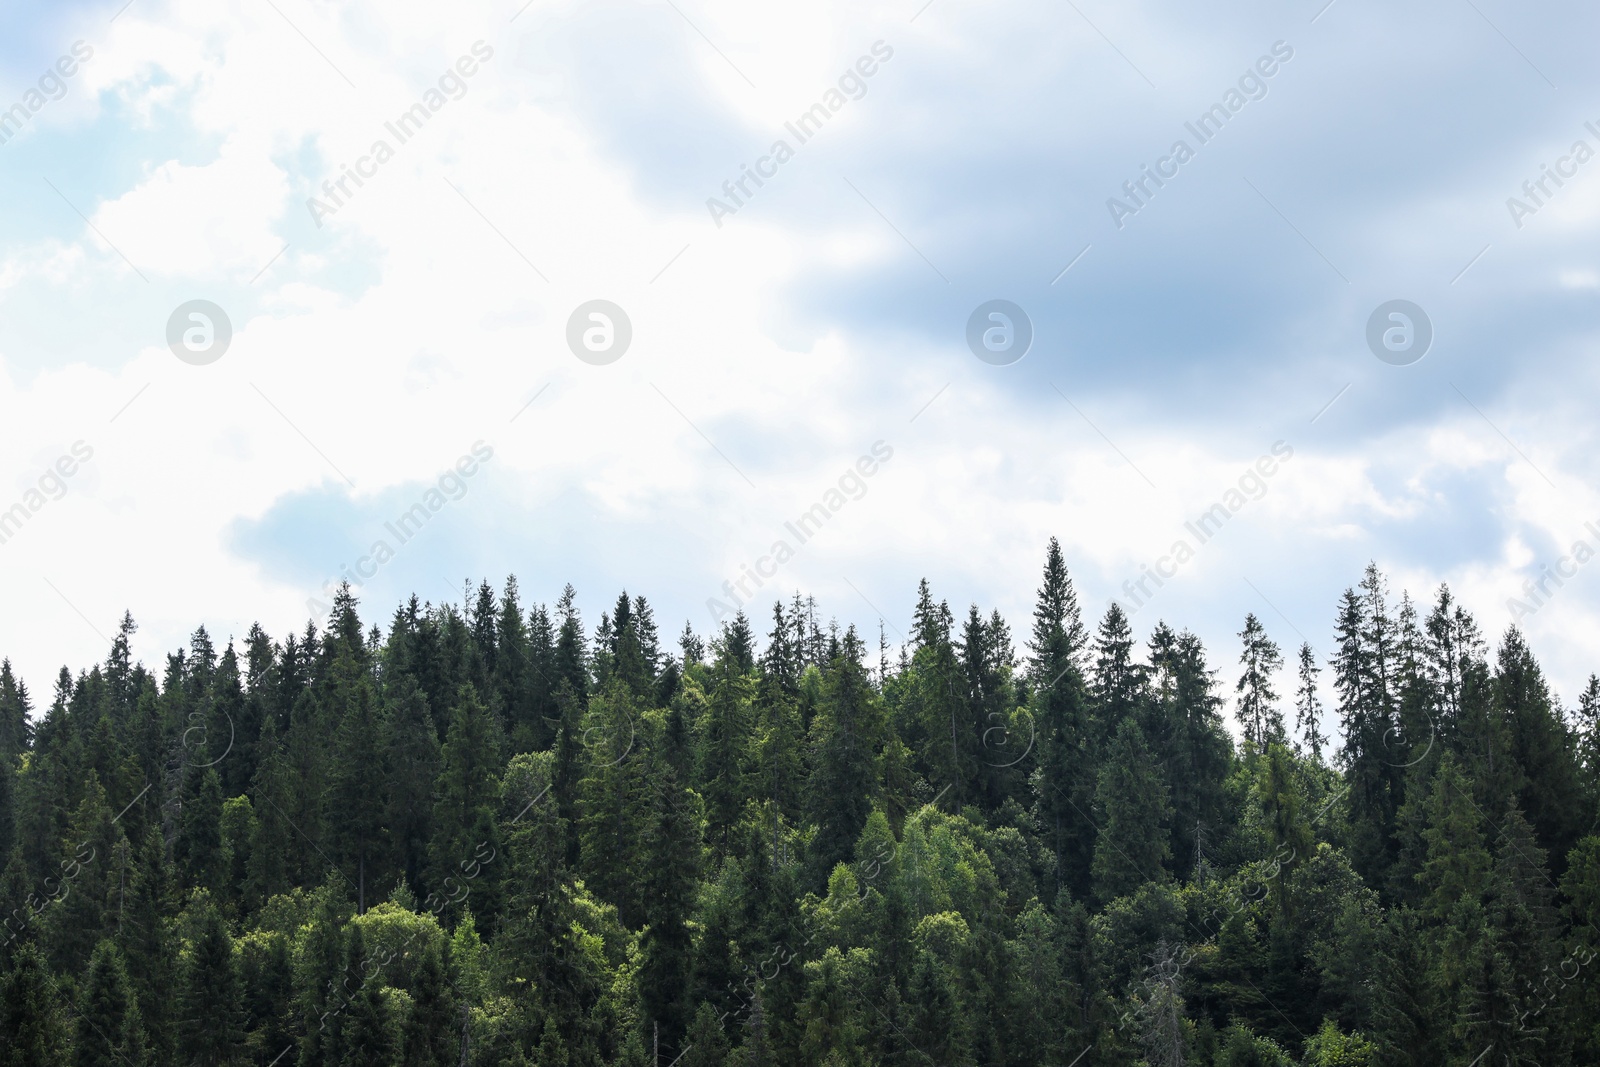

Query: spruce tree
[
  {"left": 577, "top": 682, "right": 650, "bottom": 927},
  {"left": 246, "top": 718, "right": 293, "bottom": 903},
  {"left": 327, "top": 670, "right": 388, "bottom": 913},
  {"left": 400, "top": 941, "right": 456, "bottom": 1067},
  {"left": 638, "top": 753, "right": 700, "bottom": 1057},
  {"left": 178, "top": 896, "right": 245, "bottom": 1066},
  {"left": 0, "top": 942, "right": 70, "bottom": 1067},
  {"left": 805, "top": 628, "right": 886, "bottom": 876},
  {"left": 721, "top": 611, "right": 757, "bottom": 675},
  {"left": 1293, "top": 642, "right": 1328, "bottom": 761},
  {"left": 699, "top": 655, "right": 755, "bottom": 859},
  {"left": 339, "top": 925, "right": 396, "bottom": 1067},
  {"left": 383, "top": 676, "right": 440, "bottom": 896},
  {"left": 1091, "top": 718, "right": 1171, "bottom": 902},
  {"left": 75, "top": 939, "right": 146, "bottom": 1067},
  {"left": 1331, "top": 569, "right": 1401, "bottom": 884},
  {"left": 428, "top": 684, "right": 503, "bottom": 923},
  {"left": 1091, "top": 603, "right": 1145, "bottom": 739},
  {"left": 176, "top": 765, "right": 226, "bottom": 894},
  {"left": 1235, "top": 613, "right": 1285, "bottom": 752},
  {"left": 0, "top": 660, "right": 32, "bottom": 765},
  {"left": 122, "top": 825, "right": 178, "bottom": 1062}
]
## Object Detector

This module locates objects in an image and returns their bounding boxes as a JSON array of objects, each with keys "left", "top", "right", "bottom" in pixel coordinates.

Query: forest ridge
[{"left": 0, "top": 539, "right": 1597, "bottom": 1066}]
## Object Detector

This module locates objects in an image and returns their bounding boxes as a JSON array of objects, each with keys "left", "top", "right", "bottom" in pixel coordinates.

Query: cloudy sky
[{"left": 2, "top": 0, "right": 1598, "bottom": 728}]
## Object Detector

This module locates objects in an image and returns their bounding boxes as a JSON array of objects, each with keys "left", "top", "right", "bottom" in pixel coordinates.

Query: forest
[{"left": 1, "top": 539, "right": 1598, "bottom": 1066}]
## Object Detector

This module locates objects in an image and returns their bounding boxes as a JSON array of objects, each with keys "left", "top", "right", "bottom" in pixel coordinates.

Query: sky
[{"left": 1, "top": 0, "right": 1598, "bottom": 736}]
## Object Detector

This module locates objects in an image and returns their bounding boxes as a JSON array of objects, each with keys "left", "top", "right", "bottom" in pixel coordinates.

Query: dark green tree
[
  {"left": 178, "top": 896, "right": 245, "bottom": 1067},
  {"left": 75, "top": 939, "right": 146, "bottom": 1067},
  {"left": 1091, "top": 718, "right": 1170, "bottom": 902},
  {"left": 0, "top": 942, "right": 70, "bottom": 1067},
  {"left": 1235, "top": 613, "right": 1285, "bottom": 752}
]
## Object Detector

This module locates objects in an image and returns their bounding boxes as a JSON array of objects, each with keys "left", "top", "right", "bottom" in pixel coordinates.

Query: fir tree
[
  {"left": 399, "top": 941, "right": 456, "bottom": 1067},
  {"left": 638, "top": 755, "right": 700, "bottom": 1056},
  {"left": 383, "top": 676, "right": 440, "bottom": 896},
  {"left": 1235, "top": 613, "right": 1285, "bottom": 752},
  {"left": 178, "top": 896, "right": 245, "bottom": 1066},
  {"left": 1294, "top": 642, "right": 1328, "bottom": 762},
  {"left": 75, "top": 939, "right": 146, "bottom": 1067},
  {"left": 806, "top": 628, "right": 886, "bottom": 876},
  {"left": 428, "top": 684, "right": 503, "bottom": 923},
  {"left": 1091, "top": 718, "right": 1171, "bottom": 902},
  {"left": 339, "top": 925, "right": 396, "bottom": 1067},
  {"left": 0, "top": 942, "right": 70, "bottom": 1067}
]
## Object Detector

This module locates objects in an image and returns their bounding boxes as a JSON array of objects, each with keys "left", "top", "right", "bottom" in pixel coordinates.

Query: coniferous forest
[{"left": 3, "top": 541, "right": 1599, "bottom": 1067}]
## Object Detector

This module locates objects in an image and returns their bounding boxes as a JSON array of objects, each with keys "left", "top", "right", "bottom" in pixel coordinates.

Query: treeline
[{"left": 1, "top": 542, "right": 1598, "bottom": 1066}]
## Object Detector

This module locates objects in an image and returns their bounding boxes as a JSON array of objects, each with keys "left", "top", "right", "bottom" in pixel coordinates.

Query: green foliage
[
  {"left": 1301, "top": 1017, "right": 1378, "bottom": 1066},
  {"left": 0, "top": 942, "right": 69, "bottom": 1067},
  {"left": 1092, "top": 717, "right": 1172, "bottom": 902},
  {"left": 0, "top": 560, "right": 1592, "bottom": 1064},
  {"left": 75, "top": 940, "right": 145, "bottom": 1067}
]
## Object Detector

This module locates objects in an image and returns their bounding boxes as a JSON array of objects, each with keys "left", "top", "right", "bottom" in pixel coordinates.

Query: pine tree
[
  {"left": 639, "top": 754, "right": 700, "bottom": 1057},
  {"left": 577, "top": 682, "right": 650, "bottom": 927},
  {"left": 1091, "top": 603, "right": 1145, "bottom": 739},
  {"left": 1423, "top": 584, "right": 1482, "bottom": 733},
  {"left": 339, "top": 925, "right": 396, "bottom": 1067},
  {"left": 698, "top": 658, "right": 755, "bottom": 859},
  {"left": 1416, "top": 755, "right": 1490, "bottom": 923},
  {"left": 1258, "top": 743, "right": 1312, "bottom": 916},
  {"left": 1091, "top": 718, "right": 1171, "bottom": 902},
  {"left": 0, "top": 659, "right": 32, "bottom": 765},
  {"left": 122, "top": 825, "right": 178, "bottom": 1062},
  {"left": 1486, "top": 803, "right": 1559, "bottom": 1044},
  {"left": 0, "top": 942, "right": 70, "bottom": 1067},
  {"left": 400, "top": 941, "right": 456, "bottom": 1067},
  {"left": 720, "top": 612, "right": 757, "bottom": 675},
  {"left": 428, "top": 684, "right": 503, "bottom": 924},
  {"left": 1235, "top": 613, "right": 1285, "bottom": 753},
  {"left": 806, "top": 628, "right": 886, "bottom": 876},
  {"left": 219, "top": 793, "right": 257, "bottom": 915},
  {"left": 1332, "top": 569, "right": 1401, "bottom": 884},
  {"left": 1493, "top": 627, "right": 1585, "bottom": 864},
  {"left": 383, "top": 676, "right": 440, "bottom": 896},
  {"left": 682, "top": 1001, "right": 731, "bottom": 1067},
  {"left": 1146, "top": 627, "right": 1233, "bottom": 881},
  {"left": 493, "top": 576, "right": 533, "bottom": 742},
  {"left": 297, "top": 885, "right": 352, "bottom": 1067},
  {"left": 43, "top": 774, "right": 123, "bottom": 973},
  {"left": 176, "top": 765, "right": 226, "bottom": 894},
  {"left": 1559, "top": 836, "right": 1600, "bottom": 1061},
  {"left": 1294, "top": 642, "right": 1328, "bottom": 761},
  {"left": 178, "top": 896, "right": 245, "bottom": 1066},
  {"left": 958, "top": 604, "right": 1017, "bottom": 809},
  {"left": 76, "top": 939, "right": 146, "bottom": 1067},
  {"left": 240, "top": 930, "right": 296, "bottom": 1067},
  {"left": 247, "top": 718, "right": 294, "bottom": 903},
  {"left": 553, "top": 584, "right": 589, "bottom": 704},
  {"left": 904, "top": 581, "right": 969, "bottom": 802},
  {"left": 327, "top": 669, "right": 387, "bottom": 913}
]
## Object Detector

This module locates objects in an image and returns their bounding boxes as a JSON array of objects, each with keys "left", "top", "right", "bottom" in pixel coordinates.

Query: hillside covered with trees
[{"left": 1, "top": 541, "right": 1598, "bottom": 1066}]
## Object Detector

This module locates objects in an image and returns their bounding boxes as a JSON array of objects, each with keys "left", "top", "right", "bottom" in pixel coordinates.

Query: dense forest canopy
[{"left": 1, "top": 542, "right": 1598, "bottom": 1066}]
